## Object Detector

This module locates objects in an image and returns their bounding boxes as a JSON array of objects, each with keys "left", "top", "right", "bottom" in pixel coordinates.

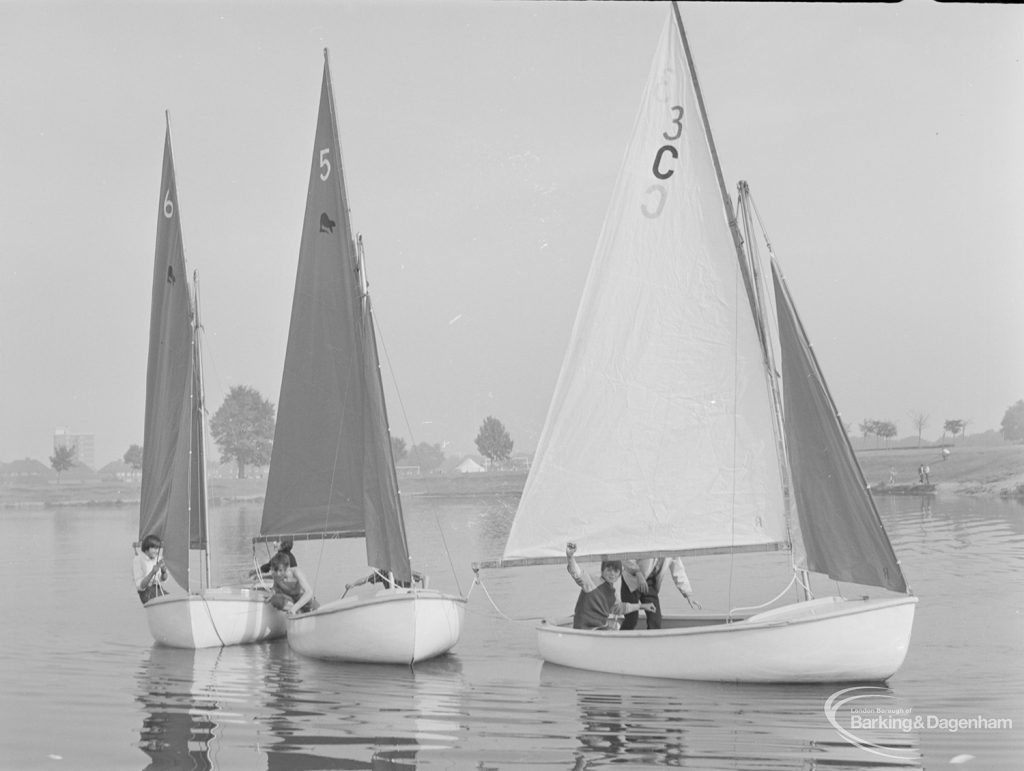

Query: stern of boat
[
  {"left": 286, "top": 589, "right": 466, "bottom": 664},
  {"left": 144, "top": 588, "right": 287, "bottom": 648}
]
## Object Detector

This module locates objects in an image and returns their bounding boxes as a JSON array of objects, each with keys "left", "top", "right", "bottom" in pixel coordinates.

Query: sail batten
[{"left": 260, "top": 52, "right": 411, "bottom": 583}]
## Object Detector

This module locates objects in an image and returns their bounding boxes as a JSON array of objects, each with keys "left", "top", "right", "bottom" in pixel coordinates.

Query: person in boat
[
  {"left": 265, "top": 552, "right": 319, "bottom": 614},
  {"left": 133, "top": 534, "right": 168, "bottom": 604},
  {"left": 633, "top": 556, "right": 701, "bottom": 629},
  {"left": 345, "top": 568, "right": 426, "bottom": 592},
  {"left": 250, "top": 540, "right": 297, "bottom": 578},
  {"left": 565, "top": 542, "right": 654, "bottom": 630},
  {"left": 618, "top": 562, "right": 651, "bottom": 630}
]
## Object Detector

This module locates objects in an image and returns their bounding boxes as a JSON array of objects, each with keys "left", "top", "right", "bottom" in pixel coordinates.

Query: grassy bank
[
  {"left": 854, "top": 443, "right": 1024, "bottom": 498},
  {"left": 2, "top": 445, "right": 1020, "bottom": 508}
]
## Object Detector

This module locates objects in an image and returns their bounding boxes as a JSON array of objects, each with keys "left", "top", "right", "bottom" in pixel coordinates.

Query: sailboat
[
  {"left": 474, "top": 5, "right": 916, "bottom": 683},
  {"left": 255, "top": 51, "right": 465, "bottom": 664},
  {"left": 136, "top": 115, "right": 287, "bottom": 648}
]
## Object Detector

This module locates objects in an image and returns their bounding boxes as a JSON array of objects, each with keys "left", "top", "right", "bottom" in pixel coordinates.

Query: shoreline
[{"left": 3, "top": 444, "right": 1021, "bottom": 509}]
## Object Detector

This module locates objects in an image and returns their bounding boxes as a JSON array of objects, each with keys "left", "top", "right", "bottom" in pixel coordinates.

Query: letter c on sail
[
  {"left": 641, "top": 184, "right": 667, "bottom": 219},
  {"left": 652, "top": 145, "right": 678, "bottom": 180}
]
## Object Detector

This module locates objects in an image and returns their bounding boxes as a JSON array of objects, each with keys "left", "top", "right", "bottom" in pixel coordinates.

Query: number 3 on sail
[{"left": 474, "top": 3, "right": 916, "bottom": 684}]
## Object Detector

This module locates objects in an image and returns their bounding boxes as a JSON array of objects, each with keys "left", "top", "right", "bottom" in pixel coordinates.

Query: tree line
[
  {"left": 84, "top": 389, "right": 1024, "bottom": 481},
  {"left": 107, "top": 386, "right": 519, "bottom": 480}
]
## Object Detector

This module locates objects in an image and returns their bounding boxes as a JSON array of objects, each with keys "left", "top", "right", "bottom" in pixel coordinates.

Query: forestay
[
  {"left": 138, "top": 122, "right": 207, "bottom": 590},
  {"left": 502, "top": 16, "right": 789, "bottom": 563},
  {"left": 259, "top": 53, "right": 411, "bottom": 584}
]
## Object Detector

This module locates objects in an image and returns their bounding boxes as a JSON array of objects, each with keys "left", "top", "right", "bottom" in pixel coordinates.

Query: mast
[
  {"left": 192, "top": 271, "right": 212, "bottom": 588},
  {"left": 670, "top": 3, "right": 757, "bottom": 316},
  {"left": 736, "top": 182, "right": 807, "bottom": 596}
]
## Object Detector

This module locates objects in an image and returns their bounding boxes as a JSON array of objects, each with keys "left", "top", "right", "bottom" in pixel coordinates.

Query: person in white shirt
[
  {"left": 133, "top": 534, "right": 168, "bottom": 604},
  {"left": 635, "top": 556, "right": 701, "bottom": 629}
]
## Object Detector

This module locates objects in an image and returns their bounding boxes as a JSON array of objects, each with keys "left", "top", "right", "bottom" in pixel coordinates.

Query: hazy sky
[{"left": 2, "top": 1, "right": 1022, "bottom": 466}]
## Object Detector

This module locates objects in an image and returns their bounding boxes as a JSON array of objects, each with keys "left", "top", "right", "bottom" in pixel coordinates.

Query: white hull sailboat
[
  {"left": 475, "top": 4, "right": 916, "bottom": 683},
  {"left": 257, "top": 52, "right": 465, "bottom": 665},
  {"left": 138, "top": 117, "right": 286, "bottom": 649},
  {"left": 538, "top": 596, "right": 916, "bottom": 683},
  {"left": 287, "top": 590, "right": 465, "bottom": 664},
  {"left": 144, "top": 589, "right": 286, "bottom": 649}
]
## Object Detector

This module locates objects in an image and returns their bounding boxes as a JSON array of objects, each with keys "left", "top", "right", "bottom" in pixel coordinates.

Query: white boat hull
[
  {"left": 286, "top": 588, "right": 466, "bottom": 664},
  {"left": 143, "top": 587, "right": 288, "bottom": 649},
  {"left": 537, "top": 595, "right": 917, "bottom": 683}
]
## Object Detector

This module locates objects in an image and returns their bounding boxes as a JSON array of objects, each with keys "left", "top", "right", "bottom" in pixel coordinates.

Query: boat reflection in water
[
  {"left": 136, "top": 646, "right": 222, "bottom": 771},
  {"left": 540, "top": 664, "right": 922, "bottom": 769},
  {"left": 137, "top": 640, "right": 463, "bottom": 769},
  {"left": 261, "top": 650, "right": 464, "bottom": 769}
]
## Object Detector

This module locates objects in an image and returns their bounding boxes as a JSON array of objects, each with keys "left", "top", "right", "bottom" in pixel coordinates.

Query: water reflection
[
  {"left": 8, "top": 494, "right": 1019, "bottom": 769},
  {"left": 137, "top": 647, "right": 220, "bottom": 770},
  {"left": 540, "top": 664, "right": 922, "bottom": 769},
  {"left": 136, "top": 643, "right": 467, "bottom": 770}
]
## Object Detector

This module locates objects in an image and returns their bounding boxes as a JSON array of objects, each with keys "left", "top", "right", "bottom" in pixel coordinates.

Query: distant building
[
  {"left": 455, "top": 457, "right": 485, "bottom": 474},
  {"left": 53, "top": 428, "right": 95, "bottom": 468},
  {"left": 0, "top": 458, "right": 55, "bottom": 483}
]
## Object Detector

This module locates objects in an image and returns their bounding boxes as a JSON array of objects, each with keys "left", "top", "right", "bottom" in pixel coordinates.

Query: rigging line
[
  {"left": 372, "top": 314, "right": 418, "bottom": 448},
  {"left": 433, "top": 511, "right": 462, "bottom": 595},
  {"left": 728, "top": 572, "right": 798, "bottom": 618},
  {"left": 199, "top": 595, "right": 228, "bottom": 647},
  {"left": 747, "top": 189, "right": 775, "bottom": 256},
  {"left": 726, "top": 213, "right": 742, "bottom": 612},
  {"left": 470, "top": 572, "right": 544, "bottom": 624}
]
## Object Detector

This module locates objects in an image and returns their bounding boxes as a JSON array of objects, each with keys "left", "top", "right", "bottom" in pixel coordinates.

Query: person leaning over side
[
  {"left": 565, "top": 541, "right": 654, "bottom": 630},
  {"left": 133, "top": 534, "right": 168, "bottom": 604},
  {"left": 265, "top": 552, "right": 319, "bottom": 615},
  {"left": 637, "top": 556, "right": 701, "bottom": 629}
]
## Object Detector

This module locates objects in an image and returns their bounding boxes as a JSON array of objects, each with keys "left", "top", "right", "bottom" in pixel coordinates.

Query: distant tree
[
  {"left": 1001, "top": 400, "right": 1024, "bottom": 442},
  {"left": 876, "top": 420, "right": 898, "bottom": 446},
  {"left": 210, "top": 385, "right": 275, "bottom": 479},
  {"left": 123, "top": 443, "right": 144, "bottom": 481},
  {"left": 475, "top": 416, "right": 514, "bottom": 467},
  {"left": 50, "top": 444, "right": 77, "bottom": 483},
  {"left": 123, "top": 444, "right": 143, "bottom": 470},
  {"left": 943, "top": 419, "right": 965, "bottom": 442},
  {"left": 390, "top": 436, "right": 407, "bottom": 464},
  {"left": 909, "top": 412, "right": 928, "bottom": 448},
  {"left": 406, "top": 442, "right": 445, "bottom": 473},
  {"left": 858, "top": 419, "right": 875, "bottom": 441}
]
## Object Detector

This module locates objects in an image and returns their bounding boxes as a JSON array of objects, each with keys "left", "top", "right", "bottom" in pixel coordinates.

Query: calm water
[{"left": 1, "top": 492, "right": 1021, "bottom": 769}]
